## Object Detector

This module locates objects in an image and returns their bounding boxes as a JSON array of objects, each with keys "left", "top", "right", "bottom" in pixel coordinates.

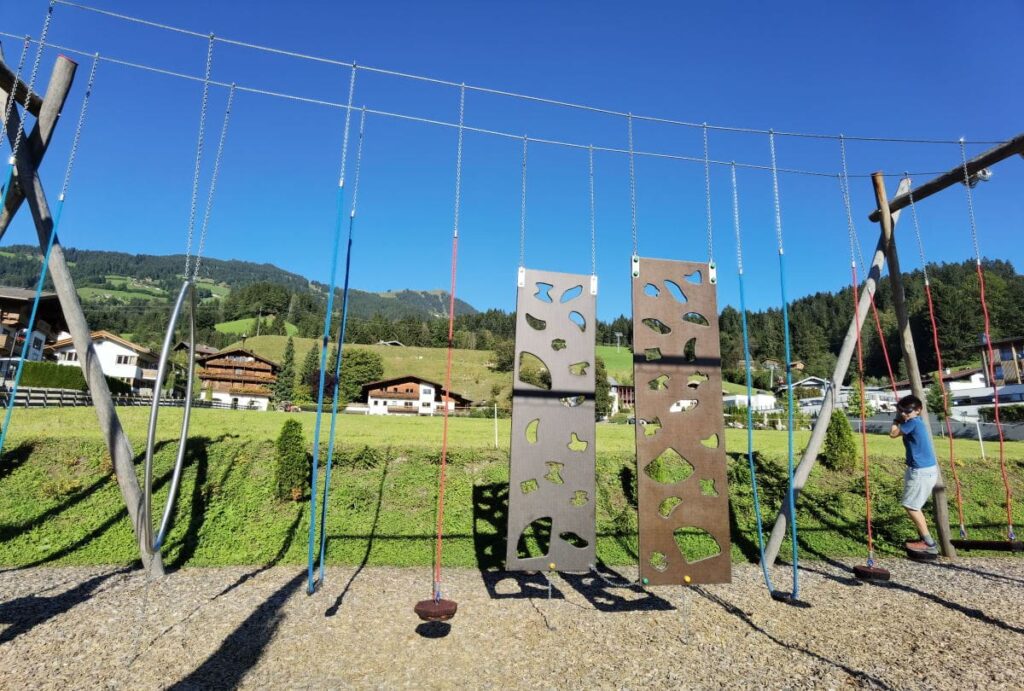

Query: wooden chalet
[{"left": 196, "top": 348, "right": 280, "bottom": 410}]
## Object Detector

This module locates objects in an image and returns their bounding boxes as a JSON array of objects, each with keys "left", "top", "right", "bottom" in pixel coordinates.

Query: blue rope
[
  {"left": 738, "top": 274, "right": 774, "bottom": 593},
  {"left": 316, "top": 211, "right": 356, "bottom": 585},
  {"left": 778, "top": 250, "right": 800, "bottom": 598},
  {"left": 0, "top": 197, "right": 64, "bottom": 459},
  {"left": 305, "top": 182, "right": 346, "bottom": 595}
]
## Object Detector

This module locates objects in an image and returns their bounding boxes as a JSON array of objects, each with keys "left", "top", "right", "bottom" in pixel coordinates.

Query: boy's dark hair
[{"left": 897, "top": 394, "right": 922, "bottom": 414}]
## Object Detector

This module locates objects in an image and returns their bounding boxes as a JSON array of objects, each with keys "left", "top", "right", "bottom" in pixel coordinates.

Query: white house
[
  {"left": 0, "top": 287, "right": 68, "bottom": 381},
  {"left": 49, "top": 330, "right": 159, "bottom": 394},
  {"left": 361, "top": 375, "right": 471, "bottom": 416},
  {"left": 723, "top": 392, "right": 777, "bottom": 411},
  {"left": 607, "top": 376, "right": 636, "bottom": 416}
]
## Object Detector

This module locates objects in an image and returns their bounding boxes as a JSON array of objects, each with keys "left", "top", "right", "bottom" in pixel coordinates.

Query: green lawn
[
  {"left": 598, "top": 344, "right": 757, "bottom": 395},
  {"left": 215, "top": 318, "right": 299, "bottom": 337},
  {"left": 1, "top": 407, "right": 1021, "bottom": 570},
  {"left": 195, "top": 278, "right": 230, "bottom": 298},
  {"left": 77, "top": 287, "right": 166, "bottom": 302}
]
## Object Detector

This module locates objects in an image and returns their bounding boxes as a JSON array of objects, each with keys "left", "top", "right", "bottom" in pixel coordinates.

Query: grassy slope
[
  {"left": 227, "top": 336, "right": 507, "bottom": 403},
  {"left": 214, "top": 318, "right": 299, "bottom": 337},
  {"left": 1, "top": 407, "right": 1021, "bottom": 569},
  {"left": 598, "top": 344, "right": 753, "bottom": 395}
]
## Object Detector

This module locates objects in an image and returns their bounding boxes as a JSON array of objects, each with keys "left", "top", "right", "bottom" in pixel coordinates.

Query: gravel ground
[{"left": 0, "top": 558, "right": 1022, "bottom": 689}]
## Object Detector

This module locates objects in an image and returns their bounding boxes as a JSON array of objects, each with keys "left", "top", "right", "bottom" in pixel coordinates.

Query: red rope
[
  {"left": 976, "top": 262, "right": 1014, "bottom": 536},
  {"left": 434, "top": 234, "right": 459, "bottom": 591},
  {"left": 851, "top": 265, "right": 875, "bottom": 559},
  {"left": 923, "top": 281, "right": 966, "bottom": 532}
]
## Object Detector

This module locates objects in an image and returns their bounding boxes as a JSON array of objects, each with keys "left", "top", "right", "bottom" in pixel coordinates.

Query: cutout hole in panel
[
  {"left": 674, "top": 526, "right": 721, "bottom": 563},
  {"left": 683, "top": 312, "right": 710, "bottom": 327},
  {"left": 700, "top": 433, "right": 720, "bottom": 449},
  {"left": 643, "top": 448, "right": 694, "bottom": 484},
  {"left": 684, "top": 337, "right": 697, "bottom": 363},
  {"left": 544, "top": 462, "right": 565, "bottom": 485},
  {"left": 644, "top": 283, "right": 660, "bottom": 297},
  {"left": 559, "top": 532, "right": 589, "bottom": 548},
  {"left": 516, "top": 517, "right": 552, "bottom": 559},
  {"left": 569, "top": 361, "right": 590, "bottom": 376},
  {"left": 570, "top": 490, "right": 589, "bottom": 507},
  {"left": 684, "top": 270, "right": 702, "bottom": 285},
  {"left": 560, "top": 285, "right": 583, "bottom": 303},
  {"left": 560, "top": 395, "right": 585, "bottom": 407},
  {"left": 642, "top": 417, "right": 662, "bottom": 437},
  {"left": 551, "top": 338, "right": 567, "bottom": 351},
  {"left": 700, "top": 478, "right": 719, "bottom": 497},
  {"left": 520, "top": 479, "right": 539, "bottom": 494},
  {"left": 658, "top": 496, "right": 683, "bottom": 518},
  {"left": 518, "top": 352, "right": 552, "bottom": 390},
  {"left": 525, "top": 313, "right": 547, "bottom": 330},
  {"left": 569, "top": 311, "right": 586, "bottom": 331},
  {"left": 649, "top": 374, "right": 670, "bottom": 391},
  {"left": 644, "top": 348, "right": 662, "bottom": 362},
  {"left": 568, "top": 432, "right": 588, "bottom": 452},
  {"left": 687, "top": 372, "right": 709, "bottom": 390},
  {"left": 534, "top": 282, "right": 553, "bottom": 303},
  {"left": 664, "top": 280, "right": 688, "bottom": 303},
  {"left": 642, "top": 317, "right": 672, "bottom": 335},
  {"left": 669, "top": 399, "right": 698, "bottom": 413},
  {"left": 649, "top": 551, "right": 668, "bottom": 572},
  {"left": 525, "top": 418, "right": 539, "bottom": 444}
]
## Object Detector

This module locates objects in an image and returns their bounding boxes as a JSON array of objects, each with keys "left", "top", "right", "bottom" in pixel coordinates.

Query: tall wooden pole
[
  {"left": 763, "top": 179, "right": 911, "bottom": 566},
  {"left": 1, "top": 55, "right": 164, "bottom": 575},
  {"left": 871, "top": 172, "right": 954, "bottom": 558}
]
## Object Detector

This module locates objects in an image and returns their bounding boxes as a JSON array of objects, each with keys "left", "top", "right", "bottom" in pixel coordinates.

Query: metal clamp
[
  {"left": 143, "top": 280, "right": 197, "bottom": 554},
  {"left": 631, "top": 255, "right": 640, "bottom": 278}
]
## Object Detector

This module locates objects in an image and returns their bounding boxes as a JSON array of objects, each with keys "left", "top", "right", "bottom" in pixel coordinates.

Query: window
[
  {"left": 422, "top": 387, "right": 432, "bottom": 395},
  {"left": 405, "top": 401, "right": 413, "bottom": 407},
  {"left": 116, "top": 355, "right": 135, "bottom": 365},
  {"left": 64, "top": 351, "right": 78, "bottom": 362},
  {"left": 32, "top": 337, "right": 42, "bottom": 351},
  {"left": 421, "top": 401, "right": 430, "bottom": 407},
  {"left": 1000, "top": 347, "right": 1013, "bottom": 361},
  {"left": 994, "top": 365, "right": 1004, "bottom": 380}
]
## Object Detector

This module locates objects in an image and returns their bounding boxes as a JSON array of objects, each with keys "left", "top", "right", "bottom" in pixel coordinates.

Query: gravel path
[{"left": 1, "top": 558, "right": 1022, "bottom": 689}]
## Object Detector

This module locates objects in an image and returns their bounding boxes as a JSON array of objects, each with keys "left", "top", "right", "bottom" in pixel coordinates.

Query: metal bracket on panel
[
  {"left": 590, "top": 274, "right": 598, "bottom": 296},
  {"left": 631, "top": 255, "right": 640, "bottom": 278},
  {"left": 517, "top": 266, "right": 526, "bottom": 288},
  {"left": 708, "top": 261, "right": 717, "bottom": 285}
]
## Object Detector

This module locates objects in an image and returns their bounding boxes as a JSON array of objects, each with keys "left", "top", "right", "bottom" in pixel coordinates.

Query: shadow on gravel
[
  {"left": 0, "top": 567, "right": 129, "bottom": 645},
  {"left": 929, "top": 560, "right": 1024, "bottom": 587},
  {"left": 326, "top": 458, "right": 390, "bottom": 616},
  {"left": 693, "top": 586, "right": 894, "bottom": 690},
  {"left": 169, "top": 570, "right": 307, "bottom": 690},
  {"left": 558, "top": 563, "right": 673, "bottom": 613},
  {"left": 415, "top": 621, "right": 452, "bottom": 639}
]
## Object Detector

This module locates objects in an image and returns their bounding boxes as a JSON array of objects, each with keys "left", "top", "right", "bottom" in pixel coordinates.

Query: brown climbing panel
[
  {"left": 632, "top": 258, "right": 731, "bottom": 585},
  {"left": 506, "top": 269, "right": 596, "bottom": 572}
]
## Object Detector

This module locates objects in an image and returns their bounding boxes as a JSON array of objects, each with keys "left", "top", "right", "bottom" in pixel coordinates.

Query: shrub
[
  {"left": 18, "top": 360, "right": 131, "bottom": 394},
  {"left": 274, "top": 418, "right": 308, "bottom": 501},
  {"left": 821, "top": 412, "right": 857, "bottom": 472}
]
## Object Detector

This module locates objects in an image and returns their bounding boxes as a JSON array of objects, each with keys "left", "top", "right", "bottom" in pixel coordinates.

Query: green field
[
  {"left": 1, "top": 407, "right": 1021, "bottom": 570},
  {"left": 598, "top": 344, "right": 756, "bottom": 395},
  {"left": 195, "top": 278, "right": 230, "bottom": 298},
  {"left": 215, "top": 318, "right": 299, "bottom": 337},
  {"left": 77, "top": 286, "right": 166, "bottom": 302}
]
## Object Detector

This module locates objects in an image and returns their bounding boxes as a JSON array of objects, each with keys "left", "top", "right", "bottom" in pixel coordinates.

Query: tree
[
  {"left": 273, "top": 337, "right": 296, "bottom": 404},
  {"left": 595, "top": 356, "right": 612, "bottom": 419},
  {"left": 821, "top": 411, "right": 856, "bottom": 472},
  {"left": 926, "top": 373, "right": 949, "bottom": 421},
  {"left": 492, "top": 340, "right": 515, "bottom": 372},
  {"left": 846, "top": 379, "right": 874, "bottom": 417},
  {"left": 326, "top": 345, "right": 339, "bottom": 378},
  {"left": 338, "top": 348, "right": 385, "bottom": 403},
  {"left": 299, "top": 345, "right": 320, "bottom": 400},
  {"left": 274, "top": 418, "right": 308, "bottom": 501}
]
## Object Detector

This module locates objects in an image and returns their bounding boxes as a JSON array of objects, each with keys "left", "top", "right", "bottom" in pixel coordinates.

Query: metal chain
[
  {"left": 768, "top": 130, "right": 784, "bottom": 253},
  {"left": 519, "top": 135, "right": 527, "bottom": 267},
  {"left": 627, "top": 113, "right": 638, "bottom": 256},
  {"left": 337, "top": 64, "right": 357, "bottom": 187},
  {"left": 838, "top": 135, "right": 859, "bottom": 269},
  {"left": 192, "top": 83, "right": 235, "bottom": 280},
  {"left": 959, "top": 138, "right": 982, "bottom": 264},
  {"left": 452, "top": 84, "right": 465, "bottom": 239},
  {"left": 9, "top": 4, "right": 55, "bottom": 163},
  {"left": 349, "top": 107, "right": 367, "bottom": 217},
  {"left": 183, "top": 34, "right": 215, "bottom": 278},
  {"left": 703, "top": 123, "right": 713, "bottom": 262},
  {"left": 904, "top": 173, "right": 929, "bottom": 284},
  {"left": 58, "top": 53, "right": 98, "bottom": 201},
  {"left": 2, "top": 37, "right": 31, "bottom": 157},
  {"left": 730, "top": 162, "right": 743, "bottom": 275},
  {"left": 588, "top": 143, "right": 596, "bottom": 277}
]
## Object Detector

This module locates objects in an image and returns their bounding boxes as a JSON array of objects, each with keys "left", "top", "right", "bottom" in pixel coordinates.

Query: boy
[{"left": 889, "top": 394, "right": 939, "bottom": 555}]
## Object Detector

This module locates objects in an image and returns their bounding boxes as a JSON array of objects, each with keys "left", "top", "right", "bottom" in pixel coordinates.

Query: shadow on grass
[
  {"left": 0, "top": 566, "right": 131, "bottom": 645},
  {"left": 693, "top": 586, "right": 894, "bottom": 689},
  {"left": 0, "top": 441, "right": 35, "bottom": 483}
]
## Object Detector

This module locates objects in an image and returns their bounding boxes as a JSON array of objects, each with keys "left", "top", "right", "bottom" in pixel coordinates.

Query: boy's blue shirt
[{"left": 899, "top": 416, "right": 937, "bottom": 469}]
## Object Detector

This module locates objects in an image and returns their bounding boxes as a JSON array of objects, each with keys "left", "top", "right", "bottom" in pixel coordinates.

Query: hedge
[{"left": 17, "top": 360, "right": 133, "bottom": 394}]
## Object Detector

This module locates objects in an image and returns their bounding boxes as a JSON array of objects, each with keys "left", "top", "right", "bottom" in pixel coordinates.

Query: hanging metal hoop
[{"left": 143, "top": 279, "right": 196, "bottom": 554}]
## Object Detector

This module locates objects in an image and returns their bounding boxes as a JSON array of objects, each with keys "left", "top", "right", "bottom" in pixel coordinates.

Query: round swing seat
[
  {"left": 905, "top": 548, "right": 938, "bottom": 562},
  {"left": 769, "top": 591, "right": 809, "bottom": 607},
  {"left": 414, "top": 598, "right": 458, "bottom": 622},
  {"left": 853, "top": 564, "right": 890, "bottom": 581}
]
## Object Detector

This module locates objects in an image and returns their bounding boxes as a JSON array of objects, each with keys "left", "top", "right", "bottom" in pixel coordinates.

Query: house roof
[
  {"left": 894, "top": 367, "right": 984, "bottom": 389},
  {"left": 984, "top": 335, "right": 1024, "bottom": 348},
  {"left": 361, "top": 375, "right": 472, "bottom": 404},
  {"left": 48, "top": 330, "right": 153, "bottom": 356},
  {"left": 173, "top": 340, "right": 219, "bottom": 356},
  {"left": 0, "top": 287, "right": 59, "bottom": 302},
  {"left": 198, "top": 348, "right": 279, "bottom": 369},
  {"left": 0, "top": 287, "right": 68, "bottom": 333}
]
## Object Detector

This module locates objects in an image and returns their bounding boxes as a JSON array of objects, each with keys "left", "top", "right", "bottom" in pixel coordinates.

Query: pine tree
[
  {"left": 821, "top": 410, "right": 857, "bottom": 472},
  {"left": 595, "top": 356, "right": 612, "bottom": 419},
  {"left": 273, "top": 337, "right": 295, "bottom": 405},
  {"left": 927, "top": 373, "right": 949, "bottom": 421},
  {"left": 299, "top": 345, "right": 321, "bottom": 400}
]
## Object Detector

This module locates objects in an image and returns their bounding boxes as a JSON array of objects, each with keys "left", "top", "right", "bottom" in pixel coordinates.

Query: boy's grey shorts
[{"left": 902, "top": 466, "right": 939, "bottom": 511}]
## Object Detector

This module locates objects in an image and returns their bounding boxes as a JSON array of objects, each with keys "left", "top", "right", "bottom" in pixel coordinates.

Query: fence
[
  {"left": 0, "top": 386, "right": 237, "bottom": 410},
  {"left": 854, "top": 414, "right": 1024, "bottom": 442}
]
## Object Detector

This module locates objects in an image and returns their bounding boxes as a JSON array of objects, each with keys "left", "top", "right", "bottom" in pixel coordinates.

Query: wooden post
[
  {"left": 872, "top": 172, "right": 954, "bottom": 558},
  {"left": 763, "top": 180, "right": 911, "bottom": 566},
  {"left": 0, "top": 55, "right": 165, "bottom": 576}
]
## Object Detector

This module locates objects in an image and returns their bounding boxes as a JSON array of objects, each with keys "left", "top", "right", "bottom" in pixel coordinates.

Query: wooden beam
[
  {"left": 0, "top": 44, "right": 46, "bottom": 116},
  {"left": 0, "top": 57, "right": 165, "bottom": 576},
  {"left": 872, "top": 172, "right": 955, "bottom": 559},
  {"left": 763, "top": 180, "right": 911, "bottom": 567},
  {"left": 868, "top": 132, "right": 1024, "bottom": 222}
]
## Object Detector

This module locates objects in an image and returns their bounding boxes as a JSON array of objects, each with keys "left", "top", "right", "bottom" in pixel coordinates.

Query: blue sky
[{"left": 3, "top": 0, "right": 1022, "bottom": 320}]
